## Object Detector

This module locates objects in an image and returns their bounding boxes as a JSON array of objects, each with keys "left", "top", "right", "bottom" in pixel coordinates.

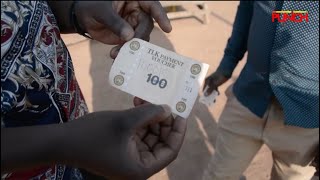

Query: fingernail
[
  {"left": 160, "top": 104, "right": 171, "bottom": 113},
  {"left": 121, "top": 28, "right": 134, "bottom": 41},
  {"left": 111, "top": 49, "right": 119, "bottom": 58},
  {"left": 167, "top": 24, "right": 173, "bottom": 33}
]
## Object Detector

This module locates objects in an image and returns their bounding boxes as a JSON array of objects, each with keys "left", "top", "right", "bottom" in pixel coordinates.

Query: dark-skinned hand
[
  {"left": 64, "top": 100, "right": 186, "bottom": 180},
  {"left": 203, "top": 71, "right": 229, "bottom": 97},
  {"left": 74, "top": 1, "right": 172, "bottom": 58}
]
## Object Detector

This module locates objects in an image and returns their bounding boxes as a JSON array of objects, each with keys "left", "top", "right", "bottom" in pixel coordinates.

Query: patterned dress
[{"left": 1, "top": 1, "right": 88, "bottom": 179}]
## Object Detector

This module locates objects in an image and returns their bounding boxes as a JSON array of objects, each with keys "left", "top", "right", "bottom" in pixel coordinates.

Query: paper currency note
[
  {"left": 199, "top": 86, "right": 220, "bottom": 107},
  {"left": 109, "top": 38, "right": 209, "bottom": 118}
]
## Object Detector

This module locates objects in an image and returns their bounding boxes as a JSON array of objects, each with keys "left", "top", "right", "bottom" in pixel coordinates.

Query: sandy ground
[{"left": 62, "top": 2, "right": 273, "bottom": 180}]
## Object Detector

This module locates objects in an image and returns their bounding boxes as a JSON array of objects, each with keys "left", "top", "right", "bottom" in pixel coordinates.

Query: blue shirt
[{"left": 217, "top": 1, "right": 319, "bottom": 128}]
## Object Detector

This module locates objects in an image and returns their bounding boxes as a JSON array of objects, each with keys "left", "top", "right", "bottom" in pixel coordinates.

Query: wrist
[
  {"left": 47, "top": 1, "right": 74, "bottom": 33},
  {"left": 1, "top": 124, "right": 69, "bottom": 173},
  {"left": 57, "top": 113, "right": 103, "bottom": 168},
  {"left": 215, "top": 69, "right": 229, "bottom": 78},
  {"left": 56, "top": 121, "right": 83, "bottom": 167},
  {"left": 216, "top": 55, "right": 239, "bottom": 79},
  {"left": 70, "top": 1, "right": 92, "bottom": 39}
]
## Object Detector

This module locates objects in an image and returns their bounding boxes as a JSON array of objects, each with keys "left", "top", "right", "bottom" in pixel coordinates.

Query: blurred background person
[{"left": 202, "top": 1, "right": 319, "bottom": 180}]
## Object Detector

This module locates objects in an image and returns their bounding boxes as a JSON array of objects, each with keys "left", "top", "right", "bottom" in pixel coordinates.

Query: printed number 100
[{"left": 147, "top": 74, "right": 167, "bottom": 89}]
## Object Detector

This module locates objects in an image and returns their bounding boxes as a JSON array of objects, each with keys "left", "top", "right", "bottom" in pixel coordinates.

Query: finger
[
  {"left": 134, "top": 12, "right": 154, "bottom": 40},
  {"left": 165, "top": 116, "right": 187, "bottom": 151},
  {"left": 135, "top": 135, "right": 150, "bottom": 152},
  {"left": 136, "top": 127, "right": 148, "bottom": 139},
  {"left": 126, "top": 103, "right": 171, "bottom": 129},
  {"left": 160, "top": 115, "right": 173, "bottom": 126},
  {"left": 160, "top": 126, "right": 171, "bottom": 141},
  {"left": 159, "top": 116, "right": 174, "bottom": 141},
  {"left": 142, "top": 117, "right": 186, "bottom": 176},
  {"left": 143, "top": 133, "right": 159, "bottom": 149},
  {"left": 148, "top": 144, "right": 176, "bottom": 175},
  {"left": 140, "top": 151, "right": 156, "bottom": 168},
  {"left": 138, "top": 1, "right": 172, "bottom": 33},
  {"left": 203, "top": 78, "right": 209, "bottom": 91},
  {"left": 205, "top": 80, "right": 217, "bottom": 96},
  {"left": 110, "top": 45, "right": 122, "bottom": 59},
  {"left": 172, "top": 116, "right": 187, "bottom": 134},
  {"left": 153, "top": 142, "right": 165, "bottom": 151},
  {"left": 140, "top": 142, "right": 174, "bottom": 177},
  {"left": 143, "top": 36, "right": 150, "bottom": 42},
  {"left": 97, "top": 7, "right": 135, "bottom": 41},
  {"left": 149, "top": 123, "right": 160, "bottom": 135},
  {"left": 133, "top": 97, "right": 148, "bottom": 107}
]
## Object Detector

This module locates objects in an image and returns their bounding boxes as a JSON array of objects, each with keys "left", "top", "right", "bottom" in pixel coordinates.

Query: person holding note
[
  {"left": 1, "top": 1, "right": 186, "bottom": 179},
  {"left": 202, "top": 1, "right": 319, "bottom": 180}
]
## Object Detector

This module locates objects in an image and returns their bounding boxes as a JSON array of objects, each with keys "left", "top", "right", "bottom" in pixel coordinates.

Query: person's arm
[
  {"left": 1, "top": 103, "right": 186, "bottom": 179},
  {"left": 1, "top": 123, "right": 67, "bottom": 173},
  {"left": 47, "top": 1, "right": 74, "bottom": 33},
  {"left": 216, "top": 1, "right": 254, "bottom": 78},
  {"left": 203, "top": 1, "right": 254, "bottom": 95}
]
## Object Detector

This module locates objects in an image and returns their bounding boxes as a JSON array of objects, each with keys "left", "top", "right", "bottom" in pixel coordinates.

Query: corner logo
[
  {"left": 114, "top": 75, "right": 124, "bottom": 86},
  {"left": 190, "top": 64, "right": 201, "bottom": 75},
  {"left": 272, "top": 11, "right": 308, "bottom": 23},
  {"left": 176, "top": 101, "right": 186, "bottom": 113},
  {"left": 129, "top": 41, "right": 140, "bottom": 51}
]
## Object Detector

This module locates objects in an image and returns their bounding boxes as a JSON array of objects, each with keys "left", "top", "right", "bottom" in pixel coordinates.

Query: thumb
[
  {"left": 205, "top": 84, "right": 217, "bottom": 96},
  {"left": 204, "top": 77, "right": 217, "bottom": 96},
  {"left": 133, "top": 97, "right": 148, "bottom": 107},
  {"left": 110, "top": 45, "right": 122, "bottom": 59},
  {"left": 126, "top": 103, "right": 172, "bottom": 129},
  {"left": 97, "top": 10, "right": 135, "bottom": 41}
]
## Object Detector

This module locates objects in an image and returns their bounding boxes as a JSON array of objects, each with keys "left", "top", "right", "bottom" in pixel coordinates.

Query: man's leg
[
  {"left": 263, "top": 98, "right": 319, "bottom": 180},
  {"left": 202, "top": 85, "right": 267, "bottom": 180}
]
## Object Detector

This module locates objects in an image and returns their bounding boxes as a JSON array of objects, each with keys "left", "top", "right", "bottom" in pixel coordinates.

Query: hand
[
  {"left": 74, "top": 1, "right": 172, "bottom": 58},
  {"left": 312, "top": 145, "right": 319, "bottom": 177},
  {"left": 64, "top": 103, "right": 186, "bottom": 180},
  {"left": 203, "top": 71, "right": 229, "bottom": 96}
]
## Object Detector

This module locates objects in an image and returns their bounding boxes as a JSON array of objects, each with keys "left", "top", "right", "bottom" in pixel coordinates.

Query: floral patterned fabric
[{"left": 1, "top": 1, "right": 88, "bottom": 179}]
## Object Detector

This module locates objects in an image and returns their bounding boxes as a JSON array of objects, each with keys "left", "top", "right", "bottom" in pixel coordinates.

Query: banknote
[
  {"left": 199, "top": 86, "right": 220, "bottom": 107},
  {"left": 109, "top": 38, "right": 209, "bottom": 118}
]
